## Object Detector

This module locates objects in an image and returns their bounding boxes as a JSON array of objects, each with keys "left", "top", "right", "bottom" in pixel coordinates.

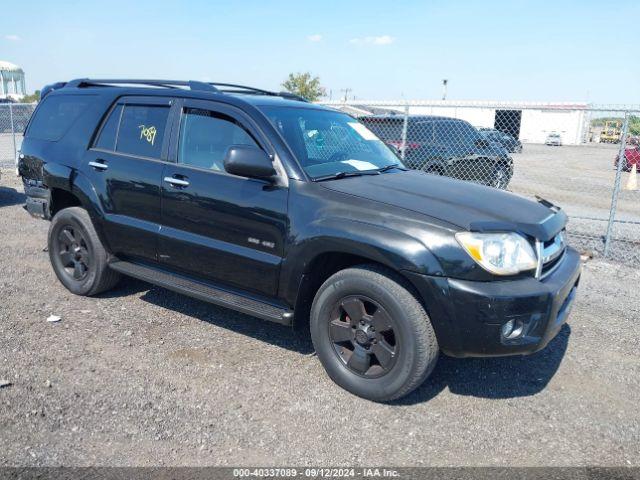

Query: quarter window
[
  {"left": 26, "top": 95, "right": 93, "bottom": 141},
  {"left": 115, "top": 105, "right": 170, "bottom": 158},
  {"left": 94, "top": 104, "right": 122, "bottom": 150},
  {"left": 178, "top": 108, "right": 258, "bottom": 171}
]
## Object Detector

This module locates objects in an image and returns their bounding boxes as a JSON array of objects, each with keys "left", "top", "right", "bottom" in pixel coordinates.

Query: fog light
[{"left": 501, "top": 319, "right": 524, "bottom": 340}]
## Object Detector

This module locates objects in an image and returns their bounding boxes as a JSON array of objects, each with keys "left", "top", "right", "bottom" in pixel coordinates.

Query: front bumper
[{"left": 405, "top": 247, "right": 581, "bottom": 358}]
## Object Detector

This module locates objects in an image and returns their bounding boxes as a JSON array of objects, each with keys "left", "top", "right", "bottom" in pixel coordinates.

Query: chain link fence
[
  {"left": 1, "top": 100, "right": 638, "bottom": 265},
  {"left": 320, "top": 100, "right": 640, "bottom": 265},
  {"left": 0, "top": 102, "right": 36, "bottom": 170}
]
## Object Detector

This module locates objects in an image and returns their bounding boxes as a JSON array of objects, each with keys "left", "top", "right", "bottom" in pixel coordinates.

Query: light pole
[{"left": 442, "top": 79, "right": 448, "bottom": 101}]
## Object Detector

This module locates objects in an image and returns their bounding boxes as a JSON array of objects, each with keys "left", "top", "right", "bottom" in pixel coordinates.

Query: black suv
[
  {"left": 19, "top": 79, "right": 580, "bottom": 402},
  {"left": 360, "top": 115, "right": 513, "bottom": 189}
]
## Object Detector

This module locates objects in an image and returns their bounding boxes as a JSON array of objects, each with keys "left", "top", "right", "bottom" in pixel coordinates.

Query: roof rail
[
  {"left": 65, "top": 79, "right": 219, "bottom": 92},
  {"left": 64, "top": 78, "right": 308, "bottom": 101}
]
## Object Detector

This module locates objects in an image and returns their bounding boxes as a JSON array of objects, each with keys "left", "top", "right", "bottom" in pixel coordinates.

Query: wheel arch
[
  {"left": 45, "top": 167, "right": 112, "bottom": 254},
  {"left": 286, "top": 227, "right": 442, "bottom": 332}
]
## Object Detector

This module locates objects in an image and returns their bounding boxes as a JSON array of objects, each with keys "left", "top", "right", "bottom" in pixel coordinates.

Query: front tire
[
  {"left": 48, "top": 207, "right": 120, "bottom": 296},
  {"left": 310, "top": 265, "right": 439, "bottom": 402}
]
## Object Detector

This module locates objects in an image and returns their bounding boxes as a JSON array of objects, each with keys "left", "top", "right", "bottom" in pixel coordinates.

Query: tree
[
  {"left": 281, "top": 72, "right": 326, "bottom": 102},
  {"left": 22, "top": 90, "right": 40, "bottom": 103}
]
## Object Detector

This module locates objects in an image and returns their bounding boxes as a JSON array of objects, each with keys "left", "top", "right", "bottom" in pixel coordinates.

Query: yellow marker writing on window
[{"left": 138, "top": 124, "right": 157, "bottom": 146}]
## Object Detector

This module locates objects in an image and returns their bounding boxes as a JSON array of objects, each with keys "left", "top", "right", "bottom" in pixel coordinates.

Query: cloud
[
  {"left": 4, "top": 34, "right": 21, "bottom": 41},
  {"left": 307, "top": 34, "right": 322, "bottom": 42},
  {"left": 349, "top": 35, "right": 395, "bottom": 46}
]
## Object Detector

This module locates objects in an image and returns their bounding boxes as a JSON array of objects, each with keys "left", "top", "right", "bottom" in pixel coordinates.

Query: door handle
[
  {"left": 164, "top": 176, "right": 190, "bottom": 187},
  {"left": 88, "top": 161, "right": 108, "bottom": 171}
]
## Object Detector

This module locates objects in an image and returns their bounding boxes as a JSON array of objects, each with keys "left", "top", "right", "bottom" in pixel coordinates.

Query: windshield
[{"left": 260, "top": 106, "right": 403, "bottom": 179}]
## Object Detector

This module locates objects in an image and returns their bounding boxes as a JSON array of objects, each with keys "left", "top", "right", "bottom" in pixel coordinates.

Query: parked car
[
  {"left": 545, "top": 133, "right": 563, "bottom": 146},
  {"left": 19, "top": 78, "right": 580, "bottom": 402},
  {"left": 479, "top": 127, "right": 523, "bottom": 153},
  {"left": 359, "top": 115, "right": 514, "bottom": 190},
  {"left": 614, "top": 145, "right": 640, "bottom": 171}
]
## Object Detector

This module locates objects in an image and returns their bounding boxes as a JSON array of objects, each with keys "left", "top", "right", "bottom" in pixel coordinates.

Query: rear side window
[
  {"left": 408, "top": 121, "right": 433, "bottom": 143},
  {"left": 360, "top": 118, "right": 403, "bottom": 140},
  {"left": 115, "top": 105, "right": 170, "bottom": 158},
  {"left": 26, "top": 95, "right": 92, "bottom": 141},
  {"left": 94, "top": 104, "right": 123, "bottom": 150}
]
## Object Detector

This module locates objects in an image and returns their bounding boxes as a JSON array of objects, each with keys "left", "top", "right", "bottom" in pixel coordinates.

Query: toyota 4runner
[{"left": 19, "top": 79, "right": 581, "bottom": 401}]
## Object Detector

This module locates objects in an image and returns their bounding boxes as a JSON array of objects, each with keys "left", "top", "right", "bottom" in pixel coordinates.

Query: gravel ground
[{"left": 0, "top": 168, "right": 639, "bottom": 467}]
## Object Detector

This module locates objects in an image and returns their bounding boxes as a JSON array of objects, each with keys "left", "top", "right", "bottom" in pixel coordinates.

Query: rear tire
[
  {"left": 310, "top": 265, "right": 439, "bottom": 402},
  {"left": 48, "top": 207, "right": 120, "bottom": 296}
]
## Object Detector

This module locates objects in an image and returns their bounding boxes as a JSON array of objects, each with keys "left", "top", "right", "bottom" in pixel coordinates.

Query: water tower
[{"left": 0, "top": 61, "right": 26, "bottom": 100}]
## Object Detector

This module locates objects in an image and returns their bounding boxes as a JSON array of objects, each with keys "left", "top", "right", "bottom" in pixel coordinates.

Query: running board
[{"left": 108, "top": 260, "right": 294, "bottom": 325}]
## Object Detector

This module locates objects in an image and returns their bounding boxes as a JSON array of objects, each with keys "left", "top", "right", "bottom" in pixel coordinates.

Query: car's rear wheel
[
  {"left": 48, "top": 207, "right": 120, "bottom": 296},
  {"left": 310, "top": 265, "right": 439, "bottom": 402}
]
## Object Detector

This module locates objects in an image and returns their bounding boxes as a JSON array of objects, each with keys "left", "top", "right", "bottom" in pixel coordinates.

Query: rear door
[
  {"left": 83, "top": 96, "right": 174, "bottom": 261},
  {"left": 158, "top": 99, "right": 288, "bottom": 297}
]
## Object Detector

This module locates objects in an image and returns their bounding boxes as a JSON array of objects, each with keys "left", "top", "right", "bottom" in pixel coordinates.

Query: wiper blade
[
  {"left": 312, "top": 170, "right": 380, "bottom": 182},
  {"left": 377, "top": 163, "right": 406, "bottom": 173}
]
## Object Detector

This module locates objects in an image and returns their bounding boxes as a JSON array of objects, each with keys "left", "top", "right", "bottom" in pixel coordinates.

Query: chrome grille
[{"left": 535, "top": 231, "right": 566, "bottom": 279}]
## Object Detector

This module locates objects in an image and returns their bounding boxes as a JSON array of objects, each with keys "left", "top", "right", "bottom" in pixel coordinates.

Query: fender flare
[
  {"left": 279, "top": 217, "right": 445, "bottom": 306},
  {"left": 44, "top": 164, "right": 113, "bottom": 253}
]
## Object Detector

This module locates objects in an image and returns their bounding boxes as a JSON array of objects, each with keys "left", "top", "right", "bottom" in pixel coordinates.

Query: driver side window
[{"left": 178, "top": 108, "right": 258, "bottom": 171}]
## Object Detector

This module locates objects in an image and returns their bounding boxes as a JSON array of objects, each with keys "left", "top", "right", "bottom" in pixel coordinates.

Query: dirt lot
[
  {"left": 510, "top": 143, "right": 639, "bottom": 261},
  {"left": 0, "top": 168, "right": 639, "bottom": 467}
]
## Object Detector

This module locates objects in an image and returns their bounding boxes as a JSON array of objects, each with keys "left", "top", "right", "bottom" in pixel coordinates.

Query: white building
[
  {"left": 325, "top": 100, "right": 590, "bottom": 145},
  {"left": 0, "top": 60, "right": 27, "bottom": 101}
]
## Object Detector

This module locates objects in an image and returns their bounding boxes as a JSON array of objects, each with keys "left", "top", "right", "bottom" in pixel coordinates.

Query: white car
[{"left": 545, "top": 133, "right": 562, "bottom": 146}]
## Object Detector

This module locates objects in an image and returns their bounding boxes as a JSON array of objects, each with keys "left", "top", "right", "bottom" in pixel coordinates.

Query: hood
[{"left": 320, "top": 170, "right": 566, "bottom": 241}]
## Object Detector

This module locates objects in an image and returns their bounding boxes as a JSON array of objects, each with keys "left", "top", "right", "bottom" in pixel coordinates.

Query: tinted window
[
  {"left": 359, "top": 118, "right": 403, "bottom": 140},
  {"left": 178, "top": 109, "right": 257, "bottom": 171},
  {"left": 27, "top": 95, "right": 93, "bottom": 141},
  {"left": 408, "top": 121, "right": 433, "bottom": 143},
  {"left": 94, "top": 104, "right": 122, "bottom": 150},
  {"left": 116, "top": 105, "right": 170, "bottom": 158},
  {"left": 434, "top": 121, "right": 480, "bottom": 145},
  {"left": 261, "top": 106, "right": 401, "bottom": 179}
]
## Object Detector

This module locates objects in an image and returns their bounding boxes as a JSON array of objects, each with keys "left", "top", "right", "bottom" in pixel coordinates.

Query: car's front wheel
[
  {"left": 48, "top": 207, "right": 120, "bottom": 296},
  {"left": 310, "top": 265, "right": 439, "bottom": 402}
]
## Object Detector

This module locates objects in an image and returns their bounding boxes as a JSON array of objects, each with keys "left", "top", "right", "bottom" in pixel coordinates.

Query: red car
[{"left": 615, "top": 146, "right": 640, "bottom": 171}]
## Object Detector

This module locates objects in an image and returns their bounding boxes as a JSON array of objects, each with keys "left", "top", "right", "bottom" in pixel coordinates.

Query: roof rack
[{"left": 63, "top": 78, "right": 308, "bottom": 101}]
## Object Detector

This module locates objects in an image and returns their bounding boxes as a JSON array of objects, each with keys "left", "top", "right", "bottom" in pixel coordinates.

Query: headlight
[{"left": 455, "top": 232, "right": 537, "bottom": 275}]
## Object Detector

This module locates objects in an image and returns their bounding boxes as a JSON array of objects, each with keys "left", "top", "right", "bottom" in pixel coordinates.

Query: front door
[
  {"left": 158, "top": 100, "right": 288, "bottom": 297},
  {"left": 82, "top": 96, "right": 173, "bottom": 262}
]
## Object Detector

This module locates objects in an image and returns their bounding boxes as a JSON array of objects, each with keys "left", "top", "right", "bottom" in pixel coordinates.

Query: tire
[
  {"left": 310, "top": 265, "right": 439, "bottom": 402},
  {"left": 48, "top": 207, "right": 120, "bottom": 296}
]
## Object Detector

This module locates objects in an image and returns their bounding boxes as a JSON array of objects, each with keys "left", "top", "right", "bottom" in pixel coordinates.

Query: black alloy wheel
[
  {"left": 48, "top": 207, "right": 120, "bottom": 296},
  {"left": 329, "top": 295, "right": 399, "bottom": 378},
  {"left": 310, "top": 265, "right": 439, "bottom": 401},
  {"left": 55, "top": 225, "right": 91, "bottom": 281}
]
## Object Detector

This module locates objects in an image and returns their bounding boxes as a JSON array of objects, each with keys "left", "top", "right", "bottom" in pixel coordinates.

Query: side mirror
[{"left": 224, "top": 145, "right": 276, "bottom": 180}]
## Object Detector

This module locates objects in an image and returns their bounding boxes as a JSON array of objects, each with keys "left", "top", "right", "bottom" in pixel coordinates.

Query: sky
[{"left": 1, "top": 0, "right": 637, "bottom": 104}]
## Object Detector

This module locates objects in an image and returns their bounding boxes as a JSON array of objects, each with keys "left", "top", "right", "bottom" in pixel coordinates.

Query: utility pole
[
  {"left": 442, "top": 79, "right": 448, "bottom": 101},
  {"left": 340, "top": 88, "right": 352, "bottom": 102}
]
